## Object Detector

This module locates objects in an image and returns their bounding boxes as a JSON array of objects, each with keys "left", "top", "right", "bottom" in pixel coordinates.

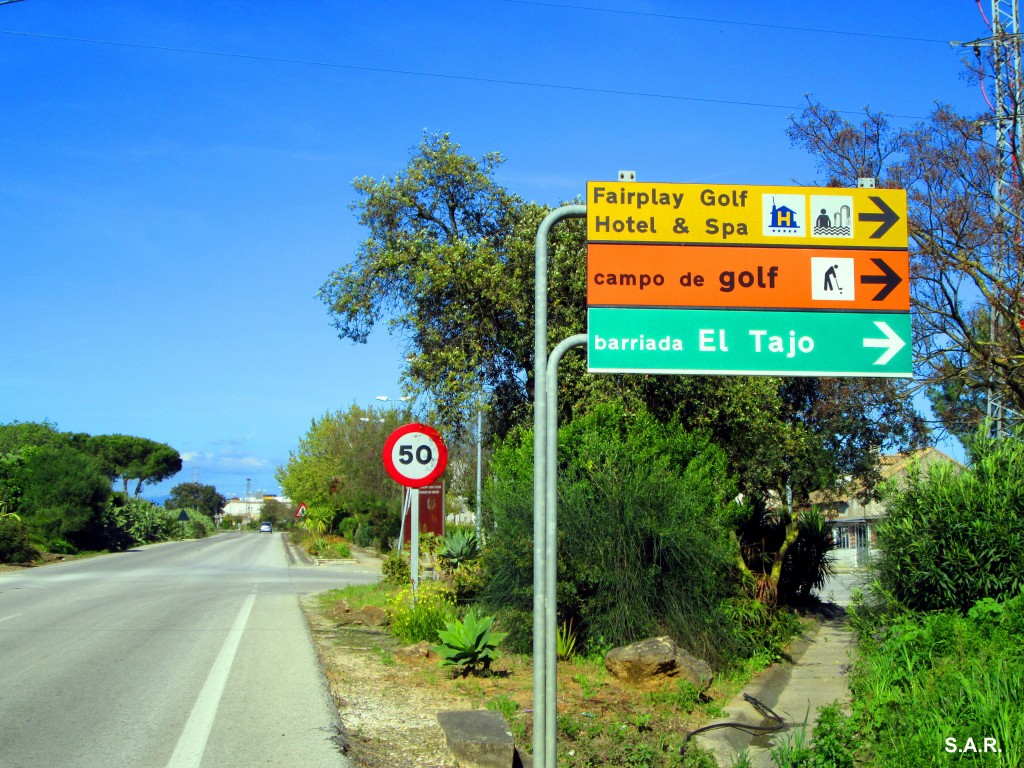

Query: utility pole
[
  {"left": 959, "top": 0, "right": 1023, "bottom": 438},
  {"left": 989, "top": 1, "right": 1021, "bottom": 438}
]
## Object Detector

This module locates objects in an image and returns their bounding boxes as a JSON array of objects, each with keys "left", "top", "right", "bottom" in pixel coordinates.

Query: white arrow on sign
[{"left": 863, "top": 321, "right": 906, "bottom": 365}]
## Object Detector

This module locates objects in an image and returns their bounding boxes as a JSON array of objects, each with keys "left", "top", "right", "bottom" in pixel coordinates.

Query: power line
[
  {"left": 0, "top": 27, "right": 930, "bottom": 120},
  {"left": 495, "top": 0, "right": 954, "bottom": 45}
]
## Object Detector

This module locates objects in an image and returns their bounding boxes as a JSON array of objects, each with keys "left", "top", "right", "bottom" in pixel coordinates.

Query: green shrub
[
  {"left": 846, "top": 592, "right": 1024, "bottom": 767},
  {"left": 492, "top": 606, "right": 533, "bottom": 655},
  {"left": 105, "top": 497, "right": 174, "bottom": 546},
  {"left": 482, "top": 402, "right": 743, "bottom": 668},
  {"left": 388, "top": 581, "right": 457, "bottom": 643},
  {"left": 433, "top": 609, "right": 507, "bottom": 676},
  {"left": 876, "top": 431, "right": 1024, "bottom": 612},
  {"left": 355, "top": 519, "right": 375, "bottom": 548},
  {"left": 307, "top": 537, "right": 329, "bottom": 557},
  {"left": 382, "top": 551, "right": 411, "bottom": 587},
  {"left": 339, "top": 515, "right": 358, "bottom": 542},
  {"left": 557, "top": 618, "right": 578, "bottom": 661},
  {"left": 449, "top": 558, "right": 487, "bottom": 603},
  {"left": 47, "top": 537, "right": 79, "bottom": 555},
  {"left": 334, "top": 540, "right": 351, "bottom": 558},
  {"left": 721, "top": 597, "right": 802, "bottom": 664},
  {"left": 0, "top": 514, "right": 36, "bottom": 563},
  {"left": 769, "top": 702, "right": 856, "bottom": 768},
  {"left": 181, "top": 509, "right": 214, "bottom": 539}
]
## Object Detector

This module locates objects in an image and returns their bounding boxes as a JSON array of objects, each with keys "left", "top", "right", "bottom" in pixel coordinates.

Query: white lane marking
[
  {"left": 165, "top": 592, "right": 257, "bottom": 768},
  {"left": 0, "top": 614, "right": 21, "bottom": 623}
]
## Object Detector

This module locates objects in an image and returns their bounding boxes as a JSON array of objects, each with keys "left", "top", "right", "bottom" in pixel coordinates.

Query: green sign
[{"left": 587, "top": 307, "right": 911, "bottom": 377}]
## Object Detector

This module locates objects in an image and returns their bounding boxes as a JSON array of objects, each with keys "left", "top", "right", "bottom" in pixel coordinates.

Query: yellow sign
[{"left": 586, "top": 181, "right": 907, "bottom": 249}]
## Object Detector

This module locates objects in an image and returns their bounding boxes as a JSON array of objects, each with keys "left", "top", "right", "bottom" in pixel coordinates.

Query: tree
[
  {"left": 788, "top": 93, "right": 1024, "bottom": 437},
  {"left": 0, "top": 420, "right": 71, "bottom": 454},
  {"left": 258, "top": 497, "right": 295, "bottom": 528},
  {"left": 318, "top": 131, "right": 588, "bottom": 439},
  {"left": 87, "top": 435, "right": 182, "bottom": 496},
  {"left": 165, "top": 482, "right": 226, "bottom": 519},
  {"left": 321, "top": 133, "right": 923, "bottom": 505},
  {"left": 19, "top": 445, "right": 110, "bottom": 545},
  {"left": 276, "top": 404, "right": 407, "bottom": 524}
]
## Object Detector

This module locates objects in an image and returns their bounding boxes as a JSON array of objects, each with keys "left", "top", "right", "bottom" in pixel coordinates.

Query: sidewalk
[
  {"left": 283, "top": 536, "right": 383, "bottom": 574},
  {"left": 694, "top": 612, "right": 855, "bottom": 767}
]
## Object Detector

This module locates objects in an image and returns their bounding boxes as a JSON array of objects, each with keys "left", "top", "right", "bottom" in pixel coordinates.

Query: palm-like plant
[
  {"left": 779, "top": 507, "right": 837, "bottom": 601},
  {"left": 303, "top": 506, "right": 335, "bottom": 536}
]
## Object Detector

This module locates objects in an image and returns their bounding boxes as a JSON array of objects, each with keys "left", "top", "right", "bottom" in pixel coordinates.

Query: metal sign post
[
  {"left": 532, "top": 205, "right": 586, "bottom": 768},
  {"left": 529, "top": 178, "right": 911, "bottom": 768},
  {"left": 382, "top": 423, "right": 448, "bottom": 596}
]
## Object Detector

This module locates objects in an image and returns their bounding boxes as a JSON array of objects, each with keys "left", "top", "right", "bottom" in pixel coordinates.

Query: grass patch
[{"left": 316, "top": 581, "right": 393, "bottom": 611}]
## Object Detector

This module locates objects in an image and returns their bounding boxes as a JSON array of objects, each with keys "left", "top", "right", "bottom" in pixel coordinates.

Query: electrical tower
[{"left": 959, "top": 0, "right": 1024, "bottom": 437}]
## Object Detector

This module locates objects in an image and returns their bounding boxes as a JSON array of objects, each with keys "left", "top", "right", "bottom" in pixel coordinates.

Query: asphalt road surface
[{"left": 0, "top": 532, "right": 378, "bottom": 768}]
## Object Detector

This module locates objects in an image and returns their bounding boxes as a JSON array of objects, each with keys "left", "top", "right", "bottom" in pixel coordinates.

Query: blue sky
[{"left": 0, "top": 1, "right": 989, "bottom": 498}]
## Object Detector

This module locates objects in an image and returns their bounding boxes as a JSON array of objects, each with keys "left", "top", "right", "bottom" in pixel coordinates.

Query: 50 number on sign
[{"left": 397, "top": 440, "right": 436, "bottom": 472}]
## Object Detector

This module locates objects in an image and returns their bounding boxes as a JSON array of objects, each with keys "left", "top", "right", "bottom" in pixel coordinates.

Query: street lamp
[{"left": 375, "top": 395, "right": 410, "bottom": 409}]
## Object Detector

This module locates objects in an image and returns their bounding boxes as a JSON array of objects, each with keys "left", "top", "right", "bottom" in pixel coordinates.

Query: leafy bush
[
  {"left": 769, "top": 702, "right": 855, "bottom": 768},
  {"left": 433, "top": 609, "right": 507, "bottom": 676},
  {"left": 492, "top": 606, "right": 533, "bottom": 655},
  {"left": 382, "top": 551, "right": 411, "bottom": 587},
  {"left": 355, "top": 517, "right": 376, "bottom": 548},
  {"left": 0, "top": 514, "right": 36, "bottom": 563},
  {"left": 449, "top": 558, "right": 486, "bottom": 603},
  {"left": 876, "top": 431, "right": 1024, "bottom": 611},
  {"left": 303, "top": 506, "right": 336, "bottom": 535},
  {"left": 47, "top": 537, "right": 79, "bottom": 555},
  {"left": 339, "top": 515, "right": 358, "bottom": 541},
  {"left": 721, "top": 597, "right": 802, "bottom": 665},
  {"left": 19, "top": 445, "right": 110, "bottom": 547},
  {"left": 846, "top": 591, "right": 1024, "bottom": 767},
  {"left": 180, "top": 509, "right": 215, "bottom": 539},
  {"left": 482, "top": 402, "right": 744, "bottom": 667},
  {"left": 388, "top": 581, "right": 457, "bottom": 643},
  {"left": 334, "top": 540, "right": 351, "bottom": 558},
  {"left": 103, "top": 497, "right": 174, "bottom": 547}
]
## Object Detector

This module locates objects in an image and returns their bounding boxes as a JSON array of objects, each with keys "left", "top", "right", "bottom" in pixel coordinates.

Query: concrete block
[{"left": 437, "top": 710, "right": 515, "bottom": 768}]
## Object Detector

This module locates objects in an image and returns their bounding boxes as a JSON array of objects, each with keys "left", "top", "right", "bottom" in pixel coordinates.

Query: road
[{"left": 0, "top": 532, "right": 378, "bottom": 768}]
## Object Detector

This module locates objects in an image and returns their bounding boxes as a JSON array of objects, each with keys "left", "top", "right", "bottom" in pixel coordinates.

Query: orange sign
[{"left": 587, "top": 243, "right": 909, "bottom": 312}]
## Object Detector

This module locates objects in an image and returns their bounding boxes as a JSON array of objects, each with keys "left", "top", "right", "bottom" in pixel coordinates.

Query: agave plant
[
  {"left": 433, "top": 609, "right": 507, "bottom": 676},
  {"left": 556, "top": 618, "right": 578, "bottom": 661},
  {"left": 436, "top": 528, "right": 480, "bottom": 571}
]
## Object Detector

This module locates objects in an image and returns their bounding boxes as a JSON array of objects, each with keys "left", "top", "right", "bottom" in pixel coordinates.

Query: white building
[
  {"left": 811, "top": 448, "right": 962, "bottom": 568},
  {"left": 221, "top": 495, "right": 291, "bottom": 523}
]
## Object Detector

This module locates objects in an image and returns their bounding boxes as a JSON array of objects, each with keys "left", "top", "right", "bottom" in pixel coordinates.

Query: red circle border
[{"left": 381, "top": 423, "right": 448, "bottom": 488}]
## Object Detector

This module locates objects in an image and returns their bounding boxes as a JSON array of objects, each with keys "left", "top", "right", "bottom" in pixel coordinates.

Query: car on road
[{"left": 258, "top": 522, "right": 273, "bottom": 533}]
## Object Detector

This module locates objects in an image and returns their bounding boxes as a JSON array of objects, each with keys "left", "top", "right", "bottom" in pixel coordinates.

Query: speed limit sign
[{"left": 382, "top": 423, "right": 448, "bottom": 488}]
